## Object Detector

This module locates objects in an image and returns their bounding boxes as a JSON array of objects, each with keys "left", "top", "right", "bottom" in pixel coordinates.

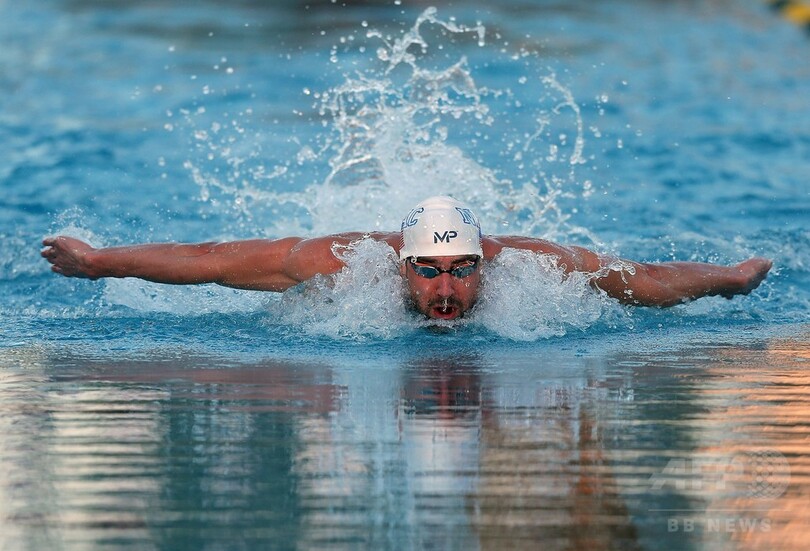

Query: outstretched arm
[
  {"left": 484, "top": 236, "right": 772, "bottom": 307},
  {"left": 585, "top": 255, "right": 772, "bottom": 307},
  {"left": 41, "top": 233, "right": 397, "bottom": 292}
]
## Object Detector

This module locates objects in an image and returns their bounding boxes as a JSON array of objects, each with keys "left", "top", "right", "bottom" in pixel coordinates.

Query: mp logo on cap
[{"left": 433, "top": 230, "right": 458, "bottom": 243}]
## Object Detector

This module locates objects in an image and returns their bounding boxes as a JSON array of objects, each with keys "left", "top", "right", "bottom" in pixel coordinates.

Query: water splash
[
  {"left": 180, "top": 7, "right": 594, "bottom": 242},
  {"left": 473, "top": 248, "right": 617, "bottom": 341},
  {"left": 90, "top": 8, "right": 617, "bottom": 339},
  {"left": 265, "top": 238, "right": 414, "bottom": 339},
  {"left": 263, "top": 238, "right": 624, "bottom": 341},
  {"left": 102, "top": 280, "right": 266, "bottom": 315},
  {"left": 49, "top": 207, "right": 103, "bottom": 247}
]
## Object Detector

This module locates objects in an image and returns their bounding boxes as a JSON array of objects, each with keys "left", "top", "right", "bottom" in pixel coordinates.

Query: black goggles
[{"left": 408, "top": 257, "right": 480, "bottom": 279}]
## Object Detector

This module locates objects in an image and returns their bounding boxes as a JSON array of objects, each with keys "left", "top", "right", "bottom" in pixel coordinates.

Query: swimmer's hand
[
  {"left": 41, "top": 236, "right": 98, "bottom": 279},
  {"left": 719, "top": 257, "right": 773, "bottom": 299}
]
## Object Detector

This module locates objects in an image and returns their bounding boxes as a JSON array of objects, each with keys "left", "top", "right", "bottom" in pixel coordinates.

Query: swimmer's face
[{"left": 401, "top": 255, "right": 481, "bottom": 321}]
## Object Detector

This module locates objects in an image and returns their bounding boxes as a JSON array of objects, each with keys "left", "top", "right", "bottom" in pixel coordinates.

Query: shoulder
[
  {"left": 366, "top": 232, "right": 401, "bottom": 251},
  {"left": 288, "top": 232, "right": 400, "bottom": 270},
  {"left": 294, "top": 232, "right": 400, "bottom": 253},
  {"left": 481, "top": 235, "right": 568, "bottom": 259},
  {"left": 481, "top": 235, "right": 602, "bottom": 274}
]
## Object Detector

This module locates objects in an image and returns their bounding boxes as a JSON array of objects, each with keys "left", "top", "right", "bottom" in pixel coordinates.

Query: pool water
[{"left": 1, "top": 0, "right": 809, "bottom": 549}]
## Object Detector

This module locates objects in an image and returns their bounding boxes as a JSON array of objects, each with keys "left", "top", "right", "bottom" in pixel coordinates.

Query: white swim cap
[{"left": 399, "top": 196, "right": 483, "bottom": 260}]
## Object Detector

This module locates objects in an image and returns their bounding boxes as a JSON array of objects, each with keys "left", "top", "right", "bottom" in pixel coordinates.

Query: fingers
[
  {"left": 41, "top": 235, "right": 79, "bottom": 261},
  {"left": 737, "top": 257, "right": 773, "bottom": 295},
  {"left": 719, "top": 258, "right": 772, "bottom": 300},
  {"left": 41, "top": 236, "right": 63, "bottom": 260},
  {"left": 41, "top": 247, "right": 56, "bottom": 262},
  {"left": 41, "top": 235, "right": 96, "bottom": 279},
  {"left": 745, "top": 257, "right": 772, "bottom": 281},
  {"left": 42, "top": 235, "right": 86, "bottom": 248},
  {"left": 41, "top": 245, "right": 61, "bottom": 264},
  {"left": 41, "top": 236, "right": 72, "bottom": 274},
  {"left": 746, "top": 257, "right": 773, "bottom": 277}
]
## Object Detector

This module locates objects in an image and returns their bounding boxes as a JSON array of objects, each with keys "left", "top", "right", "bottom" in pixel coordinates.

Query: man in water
[{"left": 41, "top": 196, "right": 772, "bottom": 321}]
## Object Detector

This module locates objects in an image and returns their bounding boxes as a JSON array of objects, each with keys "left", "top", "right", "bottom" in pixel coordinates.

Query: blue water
[{"left": 2, "top": 1, "right": 810, "bottom": 549}]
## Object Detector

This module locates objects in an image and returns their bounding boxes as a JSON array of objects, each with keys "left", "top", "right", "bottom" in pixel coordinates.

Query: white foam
[
  {"left": 472, "top": 248, "right": 614, "bottom": 341},
  {"left": 90, "top": 9, "right": 624, "bottom": 337},
  {"left": 101, "top": 279, "right": 266, "bottom": 315},
  {"left": 263, "top": 240, "right": 619, "bottom": 341},
  {"left": 179, "top": 8, "right": 595, "bottom": 243},
  {"left": 265, "top": 238, "right": 415, "bottom": 339}
]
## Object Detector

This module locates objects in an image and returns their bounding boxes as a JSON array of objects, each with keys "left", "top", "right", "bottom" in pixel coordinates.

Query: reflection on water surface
[{"left": 2, "top": 334, "right": 808, "bottom": 549}]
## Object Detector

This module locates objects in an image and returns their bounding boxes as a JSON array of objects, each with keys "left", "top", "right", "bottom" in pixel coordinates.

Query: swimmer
[{"left": 41, "top": 196, "right": 772, "bottom": 320}]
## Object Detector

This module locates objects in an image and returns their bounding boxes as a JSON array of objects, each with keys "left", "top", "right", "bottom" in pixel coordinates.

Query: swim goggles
[{"left": 408, "top": 257, "right": 480, "bottom": 279}]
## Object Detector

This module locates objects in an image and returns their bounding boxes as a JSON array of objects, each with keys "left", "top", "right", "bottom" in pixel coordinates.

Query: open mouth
[{"left": 429, "top": 299, "right": 461, "bottom": 320}]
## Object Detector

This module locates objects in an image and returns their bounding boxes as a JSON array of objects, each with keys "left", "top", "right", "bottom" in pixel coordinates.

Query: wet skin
[
  {"left": 402, "top": 255, "right": 481, "bottom": 320},
  {"left": 41, "top": 235, "right": 773, "bottom": 310}
]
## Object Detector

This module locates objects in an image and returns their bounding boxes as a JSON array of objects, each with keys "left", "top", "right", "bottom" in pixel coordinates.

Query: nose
[{"left": 435, "top": 273, "right": 455, "bottom": 298}]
